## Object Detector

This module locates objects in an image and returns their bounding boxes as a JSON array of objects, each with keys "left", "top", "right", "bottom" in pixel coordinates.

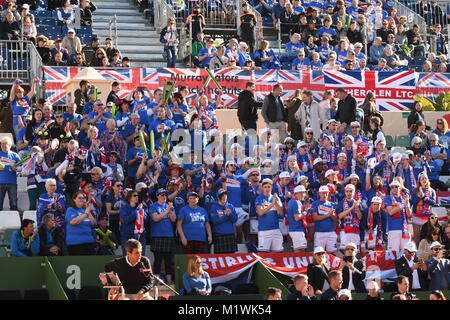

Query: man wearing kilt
[
  {"left": 149, "top": 188, "right": 177, "bottom": 285},
  {"left": 210, "top": 189, "right": 238, "bottom": 254}
]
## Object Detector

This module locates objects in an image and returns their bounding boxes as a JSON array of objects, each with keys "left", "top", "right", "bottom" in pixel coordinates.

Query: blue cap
[
  {"left": 156, "top": 188, "right": 167, "bottom": 196},
  {"left": 187, "top": 191, "right": 199, "bottom": 198},
  {"left": 217, "top": 188, "right": 227, "bottom": 197}
]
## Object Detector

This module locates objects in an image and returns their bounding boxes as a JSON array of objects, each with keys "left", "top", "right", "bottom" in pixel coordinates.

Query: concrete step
[
  {"left": 94, "top": 8, "right": 141, "bottom": 15},
  {"left": 93, "top": 29, "right": 158, "bottom": 38},
  {"left": 93, "top": 16, "right": 148, "bottom": 24},
  {"left": 93, "top": 2, "right": 135, "bottom": 9},
  {"left": 93, "top": 22, "right": 153, "bottom": 30},
  {"left": 121, "top": 45, "right": 165, "bottom": 54},
  {"left": 119, "top": 52, "right": 166, "bottom": 60},
  {"left": 117, "top": 37, "right": 163, "bottom": 45}
]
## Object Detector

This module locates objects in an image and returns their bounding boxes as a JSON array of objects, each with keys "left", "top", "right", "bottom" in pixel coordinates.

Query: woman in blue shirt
[
  {"left": 105, "top": 180, "right": 127, "bottom": 243},
  {"left": 149, "top": 188, "right": 177, "bottom": 284},
  {"left": 177, "top": 191, "right": 212, "bottom": 254},
  {"left": 65, "top": 191, "right": 97, "bottom": 256},
  {"left": 182, "top": 255, "right": 212, "bottom": 296},
  {"left": 253, "top": 40, "right": 281, "bottom": 70},
  {"left": 10, "top": 79, "right": 37, "bottom": 137},
  {"left": 119, "top": 189, "right": 149, "bottom": 255},
  {"left": 210, "top": 189, "right": 238, "bottom": 253}
]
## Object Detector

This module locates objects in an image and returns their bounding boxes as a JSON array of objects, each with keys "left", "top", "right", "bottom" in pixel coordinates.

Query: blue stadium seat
[
  {"left": 413, "top": 57, "right": 426, "bottom": 67},
  {"left": 40, "top": 18, "right": 57, "bottom": 26},
  {"left": 61, "top": 26, "right": 69, "bottom": 34},
  {"left": 36, "top": 11, "right": 53, "bottom": 18},
  {"left": 78, "top": 26, "right": 93, "bottom": 35},
  {"left": 37, "top": 26, "right": 47, "bottom": 34}
]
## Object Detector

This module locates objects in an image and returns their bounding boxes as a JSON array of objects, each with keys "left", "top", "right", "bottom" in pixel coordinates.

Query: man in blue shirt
[
  {"left": 287, "top": 185, "right": 309, "bottom": 252},
  {"left": 255, "top": 179, "right": 284, "bottom": 252},
  {"left": 11, "top": 219, "right": 40, "bottom": 257},
  {"left": 87, "top": 100, "right": 112, "bottom": 136},
  {"left": 64, "top": 102, "right": 83, "bottom": 123},
  {"left": 198, "top": 39, "right": 217, "bottom": 68},
  {"left": 0, "top": 136, "right": 20, "bottom": 210},
  {"left": 310, "top": 185, "right": 338, "bottom": 253},
  {"left": 210, "top": 189, "right": 238, "bottom": 253}
]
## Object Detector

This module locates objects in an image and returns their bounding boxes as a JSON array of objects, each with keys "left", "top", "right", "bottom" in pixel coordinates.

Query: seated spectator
[
  {"left": 431, "top": 24, "right": 447, "bottom": 55},
  {"left": 11, "top": 219, "right": 40, "bottom": 257},
  {"left": 191, "top": 32, "right": 206, "bottom": 60},
  {"left": 302, "top": 22, "right": 319, "bottom": 47},
  {"left": 437, "top": 63, "right": 448, "bottom": 73},
  {"left": 419, "top": 226, "right": 443, "bottom": 261},
  {"left": 304, "top": 35, "right": 317, "bottom": 57},
  {"left": 82, "top": 36, "right": 101, "bottom": 65},
  {"left": 0, "top": 11, "right": 20, "bottom": 40},
  {"left": 225, "top": 38, "right": 239, "bottom": 62},
  {"left": 50, "top": 38, "right": 69, "bottom": 62},
  {"left": 309, "top": 52, "right": 323, "bottom": 70},
  {"left": 316, "top": 37, "right": 333, "bottom": 62},
  {"left": 425, "top": 241, "right": 450, "bottom": 291},
  {"left": 432, "top": 118, "right": 450, "bottom": 148},
  {"left": 406, "top": 24, "right": 425, "bottom": 58},
  {"left": 182, "top": 255, "right": 211, "bottom": 296},
  {"left": 122, "top": 57, "right": 131, "bottom": 67},
  {"left": 346, "top": 21, "right": 363, "bottom": 45},
  {"left": 104, "top": 37, "right": 120, "bottom": 61},
  {"left": 64, "top": 102, "right": 82, "bottom": 122},
  {"left": 369, "top": 37, "right": 384, "bottom": 64},
  {"left": 291, "top": 0, "right": 305, "bottom": 14},
  {"left": 49, "top": 51, "right": 68, "bottom": 66},
  {"left": 409, "top": 120, "right": 429, "bottom": 148},
  {"left": 65, "top": 191, "right": 97, "bottom": 256},
  {"left": 286, "top": 33, "right": 305, "bottom": 59},
  {"left": 355, "top": 58, "right": 370, "bottom": 71},
  {"left": 254, "top": 40, "right": 280, "bottom": 70},
  {"left": 287, "top": 274, "right": 317, "bottom": 300},
  {"left": 353, "top": 42, "right": 367, "bottom": 61},
  {"left": 209, "top": 45, "right": 228, "bottom": 69},
  {"left": 57, "top": 0, "right": 75, "bottom": 26},
  {"left": 0, "top": 1, "right": 21, "bottom": 22},
  {"left": 390, "top": 275, "right": 417, "bottom": 300},
  {"left": 266, "top": 287, "right": 282, "bottom": 300},
  {"left": 80, "top": 0, "right": 96, "bottom": 26},
  {"left": 36, "top": 38, "right": 52, "bottom": 65},
  {"left": 307, "top": 246, "right": 330, "bottom": 295},
  {"left": 62, "top": 28, "right": 82, "bottom": 58},
  {"left": 37, "top": 178, "right": 67, "bottom": 228},
  {"left": 289, "top": 14, "right": 308, "bottom": 38},
  {"left": 22, "top": 16, "right": 36, "bottom": 43},
  {"left": 38, "top": 213, "right": 67, "bottom": 256},
  {"left": 92, "top": 48, "right": 108, "bottom": 67},
  {"left": 422, "top": 60, "right": 433, "bottom": 72},
  {"left": 99, "top": 56, "right": 110, "bottom": 67},
  {"left": 381, "top": 45, "right": 400, "bottom": 70},
  {"left": 237, "top": 42, "right": 253, "bottom": 68},
  {"left": 343, "top": 59, "right": 355, "bottom": 71},
  {"left": 291, "top": 49, "right": 310, "bottom": 70},
  {"left": 318, "top": 15, "right": 336, "bottom": 44},
  {"left": 70, "top": 52, "right": 87, "bottom": 66},
  {"left": 196, "top": 38, "right": 215, "bottom": 68},
  {"left": 322, "top": 51, "right": 343, "bottom": 71},
  {"left": 320, "top": 270, "right": 343, "bottom": 300},
  {"left": 365, "top": 280, "right": 383, "bottom": 300},
  {"left": 94, "top": 214, "right": 118, "bottom": 255},
  {"left": 109, "top": 52, "right": 121, "bottom": 67},
  {"left": 372, "top": 58, "right": 392, "bottom": 71},
  {"left": 420, "top": 212, "right": 445, "bottom": 242}
]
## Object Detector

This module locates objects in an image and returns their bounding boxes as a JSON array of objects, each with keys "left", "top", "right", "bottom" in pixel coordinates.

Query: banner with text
[{"left": 43, "top": 67, "right": 450, "bottom": 111}]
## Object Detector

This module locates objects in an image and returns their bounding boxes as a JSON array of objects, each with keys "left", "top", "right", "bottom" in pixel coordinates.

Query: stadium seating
[
  {"left": 22, "top": 211, "right": 37, "bottom": 224},
  {"left": 385, "top": 135, "right": 395, "bottom": 149},
  {"left": 0, "top": 211, "right": 21, "bottom": 230},
  {"left": 395, "top": 135, "right": 411, "bottom": 148}
]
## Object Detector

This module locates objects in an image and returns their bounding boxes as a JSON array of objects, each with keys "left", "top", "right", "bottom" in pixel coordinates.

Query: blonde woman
[
  {"left": 160, "top": 17, "right": 179, "bottom": 68},
  {"left": 412, "top": 173, "right": 436, "bottom": 245},
  {"left": 182, "top": 255, "right": 212, "bottom": 296}
]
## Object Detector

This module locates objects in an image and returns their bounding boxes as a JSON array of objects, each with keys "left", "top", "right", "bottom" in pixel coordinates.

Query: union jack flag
[
  {"left": 323, "top": 70, "right": 417, "bottom": 111},
  {"left": 44, "top": 67, "right": 79, "bottom": 105},
  {"left": 416, "top": 72, "right": 450, "bottom": 102}
]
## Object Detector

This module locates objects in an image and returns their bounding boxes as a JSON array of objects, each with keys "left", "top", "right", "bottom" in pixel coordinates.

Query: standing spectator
[
  {"left": 285, "top": 89, "right": 302, "bottom": 139},
  {"left": 37, "top": 178, "right": 67, "bottom": 228},
  {"left": 408, "top": 101, "right": 430, "bottom": 132},
  {"left": 338, "top": 242, "right": 366, "bottom": 293},
  {"left": 390, "top": 275, "right": 417, "bottom": 300},
  {"left": 365, "top": 281, "right": 383, "bottom": 300},
  {"left": 237, "top": 81, "right": 262, "bottom": 131},
  {"left": 320, "top": 270, "right": 343, "bottom": 300},
  {"left": 311, "top": 186, "right": 338, "bottom": 253},
  {"left": 395, "top": 242, "right": 428, "bottom": 291},
  {"left": 307, "top": 246, "right": 330, "bottom": 295},
  {"left": 210, "top": 189, "right": 238, "bottom": 254},
  {"left": 74, "top": 80, "right": 90, "bottom": 115},
  {"left": 149, "top": 188, "right": 176, "bottom": 284},
  {"left": 62, "top": 28, "right": 82, "bottom": 58},
  {"left": 261, "top": 84, "right": 288, "bottom": 142},
  {"left": 255, "top": 179, "right": 284, "bottom": 252},
  {"left": 94, "top": 214, "right": 118, "bottom": 255},
  {"left": 182, "top": 255, "right": 211, "bottom": 296},
  {"left": 11, "top": 219, "right": 40, "bottom": 257},
  {"left": 185, "top": 6, "right": 205, "bottom": 43},
  {"left": 160, "top": 17, "right": 178, "bottom": 68},
  {"left": 336, "top": 184, "right": 362, "bottom": 249},
  {"left": 10, "top": 79, "right": 37, "bottom": 138},
  {"left": 65, "top": 191, "right": 97, "bottom": 256},
  {"left": 57, "top": 0, "right": 75, "bottom": 26},
  {"left": 107, "top": 81, "right": 121, "bottom": 104},
  {"left": 287, "top": 274, "right": 317, "bottom": 300},
  {"left": 0, "top": 136, "right": 20, "bottom": 210},
  {"left": 80, "top": 0, "right": 96, "bottom": 26},
  {"left": 239, "top": 2, "right": 257, "bottom": 53},
  {"left": 295, "top": 90, "right": 322, "bottom": 140},
  {"left": 38, "top": 213, "right": 67, "bottom": 256},
  {"left": 426, "top": 241, "right": 450, "bottom": 291},
  {"left": 334, "top": 88, "right": 357, "bottom": 135},
  {"left": 177, "top": 191, "right": 212, "bottom": 254}
]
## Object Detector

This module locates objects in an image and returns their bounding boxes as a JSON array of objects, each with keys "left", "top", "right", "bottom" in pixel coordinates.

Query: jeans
[
  {"left": 0, "top": 184, "right": 18, "bottom": 210},
  {"left": 165, "top": 45, "right": 176, "bottom": 68}
]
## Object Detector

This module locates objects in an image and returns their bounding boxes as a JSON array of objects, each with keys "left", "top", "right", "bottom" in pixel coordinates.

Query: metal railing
[
  {"left": 108, "top": 14, "right": 121, "bottom": 57},
  {"left": 237, "top": 0, "right": 263, "bottom": 50},
  {"left": 155, "top": 0, "right": 176, "bottom": 33}
]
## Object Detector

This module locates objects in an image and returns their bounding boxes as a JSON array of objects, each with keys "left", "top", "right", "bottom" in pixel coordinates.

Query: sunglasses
[
  {"left": 251, "top": 174, "right": 260, "bottom": 177},
  {"left": 76, "top": 196, "right": 86, "bottom": 200},
  {"left": 305, "top": 132, "right": 313, "bottom": 135},
  {"left": 432, "top": 248, "right": 442, "bottom": 251},
  {"left": 115, "top": 184, "right": 123, "bottom": 187},
  {"left": 346, "top": 248, "right": 355, "bottom": 251},
  {"left": 391, "top": 186, "right": 399, "bottom": 189},
  {"left": 132, "top": 194, "right": 139, "bottom": 197},
  {"left": 430, "top": 217, "right": 437, "bottom": 219},
  {"left": 55, "top": 115, "right": 63, "bottom": 118}
]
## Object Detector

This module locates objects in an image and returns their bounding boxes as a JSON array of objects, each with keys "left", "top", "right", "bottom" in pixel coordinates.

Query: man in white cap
[
  {"left": 361, "top": 196, "right": 386, "bottom": 253},
  {"left": 384, "top": 180, "right": 412, "bottom": 252},
  {"left": 318, "top": 134, "right": 339, "bottom": 170},
  {"left": 322, "top": 118, "right": 341, "bottom": 148},
  {"left": 395, "top": 153, "right": 421, "bottom": 191},
  {"left": 366, "top": 280, "right": 383, "bottom": 300},
  {"left": 336, "top": 184, "right": 362, "bottom": 250},
  {"left": 425, "top": 241, "right": 450, "bottom": 290},
  {"left": 287, "top": 185, "right": 309, "bottom": 252},
  {"left": 335, "top": 152, "right": 350, "bottom": 181},
  {"left": 217, "top": 159, "right": 249, "bottom": 243},
  {"left": 395, "top": 241, "right": 428, "bottom": 291},
  {"left": 339, "top": 242, "right": 366, "bottom": 293},
  {"left": 255, "top": 179, "right": 284, "bottom": 252},
  {"left": 274, "top": 171, "right": 292, "bottom": 238},
  {"left": 296, "top": 141, "right": 313, "bottom": 173},
  {"left": 349, "top": 121, "right": 366, "bottom": 144},
  {"left": 62, "top": 28, "right": 82, "bottom": 57},
  {"left": 310, "top": 185, "right": 338, "bottom": 253},
  {"left": 337, "top": 289, "right": 352, "bottom": 300},
  {"left": 242, "top": 167, "right": 261, "bottom": 244}
]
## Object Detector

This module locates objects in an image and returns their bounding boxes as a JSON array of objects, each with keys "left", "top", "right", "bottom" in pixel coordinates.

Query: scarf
[
  {"left": 415, "top": 188, "right": 432, "bottom": 220},
  {"left": 367, "top": 207, "right": 384, "bottom": 250},
  {"left": 276, "top": 182, "right": 289, "bottom": 225},
  {"left": 320, "top": 147, "right": 336, "bottom": 169},
  {"left": 398, "top": 165, "right": 417, "bottom": 189},
  {"left": 134, "top": 207, "right": 145, "bottom": 238},
  {"left": 390, "top": 195, "right": 410, "bottom": 240},
  {"left": 20, "top": 230, "right": 32, "bottom": 249},
  {"left": 343, "top": 199, "right": 360, "bottom": 234},
  {"left": 293, "top": 196, "right": 308, "bottom": 229}
]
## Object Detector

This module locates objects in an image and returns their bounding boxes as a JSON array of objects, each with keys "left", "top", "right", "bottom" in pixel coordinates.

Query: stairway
[{"left": 92, "top": 0, "right": 168, "bottom": 68}]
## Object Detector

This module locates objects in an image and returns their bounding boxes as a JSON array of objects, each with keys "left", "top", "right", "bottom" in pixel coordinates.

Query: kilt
[
  {"left": 150, "top": 237, "right": 176, "bottom": 253},
  {"left": 213, "top": 234, "right": 237, "bottom": 254},
  {"left": 183, "top": 240, "right": 208, "bottom": 254}
]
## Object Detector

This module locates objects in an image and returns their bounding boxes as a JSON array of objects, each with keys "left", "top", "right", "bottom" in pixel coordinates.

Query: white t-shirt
[{"left": 407, "top": 258, "right": 421, "bottom": 290}]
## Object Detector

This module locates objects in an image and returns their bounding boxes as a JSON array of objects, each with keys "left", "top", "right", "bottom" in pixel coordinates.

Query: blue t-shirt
[
  {"left": 198, "top": 48, "right": 217, "bottom": 67},
  {"left": 209, "top": 202, "right": 238, "bottom": 235},
  {"left": 11, "top": 96, "right": 31, "bottom": 127},
  {"left": 309, "top": 60, "right": 323, "bottom": 70},
  {"left": 183, "top": 164, "right": 204, "bottom": 188},
  {"left": 87, "top": 111, "right": 112, "bottom": 136},
  {"left": 65, "top": 207, "right": 95, "bottom": 245},
  {"left": 178, "top": 205, "right": 209, "bottom": 242},
  {"left": 149, "top": 202, "right": 175, "bottom": 237},
  {"left": 384, "top": 195, "right": 407, "bottom": 231},
  {"left": 318, "top": 26, "right": 337, "bottom": 39},
  {"left": 255, "top": 194, "right": 282, "bottom": 231},
  {"left": 287, "top": 198, "right": 306, "bottom": 232},
  {"left": 105, "top": 194, "right": 127, "bottom": 221},
  {"left": 126, "top": 147, "right": 145, "bottom": 178},
  {"left": 169, "top": 103, "right": 189, "bottom": 129},
  {"left": 63, "top": 112, "right": 83, "bottom": 123},
  {"left": 310, "top": 200, "right": 336, "bottom": 232},
  {"left": 0, "top": 150, "right": 20, "bottom": 184},
  {"left": 286, "top": 42, "right": 306, "bottom": 55}
]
